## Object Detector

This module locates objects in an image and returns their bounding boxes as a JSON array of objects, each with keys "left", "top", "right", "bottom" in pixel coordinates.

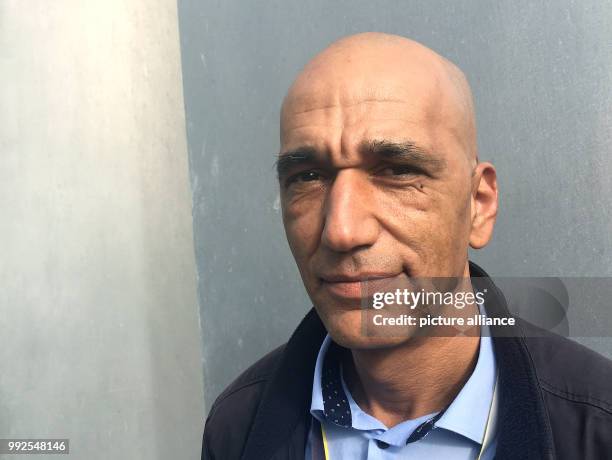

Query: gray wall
[
  {"left": 178, "top": 0, "right": 612, "bottom": 410},
  {"left": 1, "top": 1, "right": 204, "bottom": 459}
]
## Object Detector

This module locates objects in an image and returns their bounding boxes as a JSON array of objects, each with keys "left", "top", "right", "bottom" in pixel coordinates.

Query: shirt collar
[
  {"left": 310, "top": 308, "right": 497, "bottom": 446},
  {"left": 431, "top": 333, "right": 496, "bottom": 443},
  {"left": 309, "top": 333, "right": 332, "bottom": 415}
]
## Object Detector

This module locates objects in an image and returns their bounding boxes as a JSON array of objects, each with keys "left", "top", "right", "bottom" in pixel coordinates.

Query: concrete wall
[
  {"left": 177, "top": 0, "right": 612, "bottom": 410},
  {"left": 0, "top": 1, "right": 204, "bottom": 459}
]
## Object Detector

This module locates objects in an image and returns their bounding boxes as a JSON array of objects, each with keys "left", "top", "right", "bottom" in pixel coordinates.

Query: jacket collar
[{"left": 241, "top": 261, "right": 556, "bottom": 460}]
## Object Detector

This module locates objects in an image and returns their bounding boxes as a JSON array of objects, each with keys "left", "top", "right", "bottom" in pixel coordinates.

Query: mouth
[{"left": 319, "top": 272, "right": 404, "bottom": 300}]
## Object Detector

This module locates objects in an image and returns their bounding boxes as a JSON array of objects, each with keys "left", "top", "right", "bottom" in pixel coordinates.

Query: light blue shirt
[{"left": 305, "top": 320, "right": 497, "bottom": 459}]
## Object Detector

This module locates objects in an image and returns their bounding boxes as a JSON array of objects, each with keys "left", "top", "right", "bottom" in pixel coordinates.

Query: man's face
[{"left": 278, "top": 49, "right": 479, "bottom": 349}]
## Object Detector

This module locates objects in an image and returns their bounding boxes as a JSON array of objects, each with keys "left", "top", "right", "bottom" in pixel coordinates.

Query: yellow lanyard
[
  {"left": 321, "top": 423, "right": 331, "bottom": 459},
  {"left": 477, "top": 369, "right": 499, "bottom": 460},
  {"left": 319, "top": 371, "right": 499, "bottom": 460}
]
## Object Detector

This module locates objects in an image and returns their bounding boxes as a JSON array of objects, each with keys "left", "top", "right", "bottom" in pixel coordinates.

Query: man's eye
[
  {"left": 377, "top": 165, "right": 419, "bottom": 177},
  {"left": 286, "top": 170, "right": 321, "bottom": 185}
]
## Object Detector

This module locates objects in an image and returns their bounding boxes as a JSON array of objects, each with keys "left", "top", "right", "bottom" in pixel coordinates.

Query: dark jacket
[{"left": 202, "top": 262, "right": 612, "bottom": 459}]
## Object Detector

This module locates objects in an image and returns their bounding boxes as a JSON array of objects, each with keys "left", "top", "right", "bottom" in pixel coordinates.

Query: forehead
[{"left": 280, "top": 70, "right": 462, "bottom": 157}]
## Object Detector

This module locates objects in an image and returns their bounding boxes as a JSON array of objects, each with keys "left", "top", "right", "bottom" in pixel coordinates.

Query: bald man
[{"left": 202, "top": 33, "right": 612, "bottom": 460}]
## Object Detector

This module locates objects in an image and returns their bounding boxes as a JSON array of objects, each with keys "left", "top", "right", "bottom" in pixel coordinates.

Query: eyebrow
[
  {"left": 275, "top": 146, "right": 319, "bottom": 179},
  {"left": 361, "top": 140, "right": 447, "bottom": 175}
]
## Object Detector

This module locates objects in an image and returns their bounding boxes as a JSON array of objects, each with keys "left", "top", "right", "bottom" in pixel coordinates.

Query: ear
[{"left": 469, "top": 162, "right": 498, "bottom": 249}]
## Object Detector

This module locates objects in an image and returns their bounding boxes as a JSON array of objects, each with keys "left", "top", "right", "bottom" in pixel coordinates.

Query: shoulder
[
  {"left": 202, "top": 344, "right": 286, "bottom": 459},
  {"left": 209, "top": 343, "right": 286, "bottom": 415},
  {"left": 520, "top": 323, "right": 612, "bottom": 416},
  {"left": 518, "top": 325, "right": 612, "bottom": 454}
]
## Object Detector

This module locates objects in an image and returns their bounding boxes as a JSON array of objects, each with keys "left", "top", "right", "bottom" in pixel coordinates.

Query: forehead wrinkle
[{"left": 286, "top": 97, "right": 409, "bottom": 118}]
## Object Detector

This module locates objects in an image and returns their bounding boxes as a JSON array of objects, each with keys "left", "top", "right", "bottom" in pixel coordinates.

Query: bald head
[{"left": 281, "top": 32, "right": 477, "bottom": 164}]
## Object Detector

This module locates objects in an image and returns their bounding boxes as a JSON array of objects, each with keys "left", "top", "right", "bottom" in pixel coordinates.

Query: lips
[{"left": 320, "top": 272, "right": 404, "bottom": 299}]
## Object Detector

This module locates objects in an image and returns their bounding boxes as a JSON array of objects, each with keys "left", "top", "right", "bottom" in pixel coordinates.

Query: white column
[{"left": 0, "top": 1, "right": 204, "bottom": 458}]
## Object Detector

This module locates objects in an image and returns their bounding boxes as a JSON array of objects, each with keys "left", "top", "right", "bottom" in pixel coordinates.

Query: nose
[{"left": 321, "top": 170, "right": 380, "bottom": 253}]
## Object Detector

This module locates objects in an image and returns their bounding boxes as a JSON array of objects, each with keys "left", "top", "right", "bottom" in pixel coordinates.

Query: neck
[{"left": 343, "top": 332, "right": 480, "bottom": 428}]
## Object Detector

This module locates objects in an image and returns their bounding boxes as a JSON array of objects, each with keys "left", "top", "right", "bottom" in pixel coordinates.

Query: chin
[{"left": 318, "top": 307, "right": 413, "bottom": 350}]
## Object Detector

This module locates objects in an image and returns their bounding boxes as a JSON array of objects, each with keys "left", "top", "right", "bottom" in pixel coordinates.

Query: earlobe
[{"left": 469, "top": 162, "right": 498, "bottom": 249}]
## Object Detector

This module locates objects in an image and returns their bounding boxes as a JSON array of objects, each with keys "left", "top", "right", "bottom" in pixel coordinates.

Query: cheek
[
  {"left": 375, "top": 188, "right": 434, "bottom": 245},
  {"left": 282, "top": 195, "right": 324, "bottom": 261},
  {"left": 424, "top": 187, "right": 473, "bottom": 266},
  {"left": 375, "top": 185, "right": 471, "bottom": 270}
]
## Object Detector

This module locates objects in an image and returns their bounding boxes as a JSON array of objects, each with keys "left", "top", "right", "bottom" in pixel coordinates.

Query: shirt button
[{"left": 376, "top": 440, "right": 390, "bottom": 449}]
